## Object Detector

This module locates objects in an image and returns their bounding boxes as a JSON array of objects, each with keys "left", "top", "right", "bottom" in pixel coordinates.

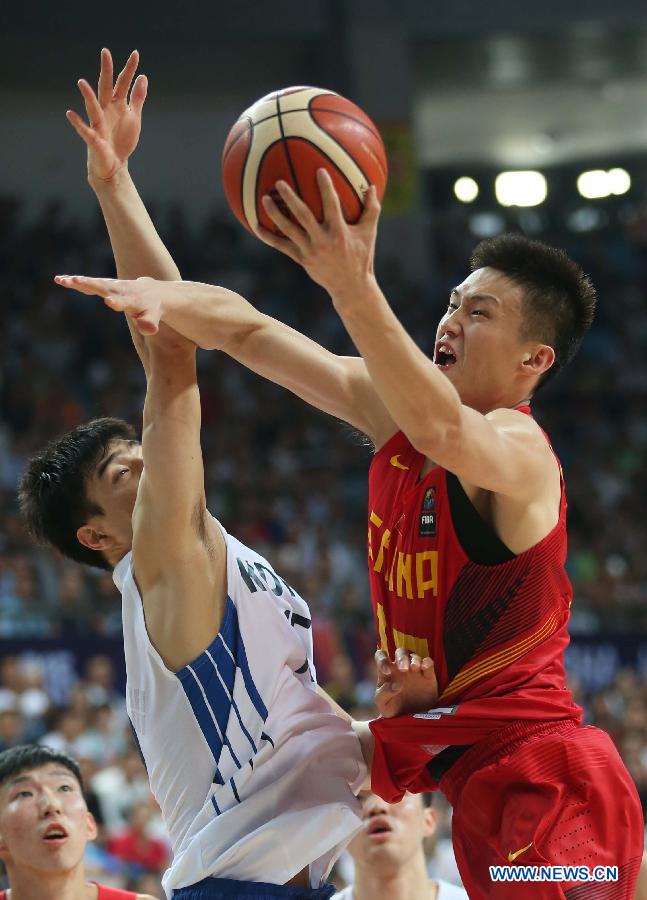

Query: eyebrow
[
  {"left": 8, "top": 770, "right": 75, "bottom": 787},
  {"left": 96, "top": 440, "right": 138, "bottom": 481},
  {"left": 97, "top": 450, "right": 120, "bottom": 480},
  {"left": 450, "top": 288, "right": 500, "bottom": 304}
]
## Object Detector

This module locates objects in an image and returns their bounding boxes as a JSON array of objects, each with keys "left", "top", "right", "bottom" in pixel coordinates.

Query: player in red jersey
[
  {"left": 57, "top": 100, "right": 644, "bottom": 894},
  {"left": 0, "top": 745, "right": 156, "bottom": 900}
]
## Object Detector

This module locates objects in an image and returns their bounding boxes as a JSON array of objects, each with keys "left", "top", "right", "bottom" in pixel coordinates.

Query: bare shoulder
[
  {"left": 132, "top": 503, "right": 226, "bottom": 588},
  {"left": 485, "top": 407, "right": 555, "bottom": 459},
  {"left": 485, "top": 406, "right": 543, "bottom": 433},
  {"left": 132, "top": 513, "right": 229, "bottom": 672}
]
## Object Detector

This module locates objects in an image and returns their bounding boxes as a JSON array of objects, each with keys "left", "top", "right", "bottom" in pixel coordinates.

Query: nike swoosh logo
[
  {"left": 507, "top": 841, "right": 533, "bottom": 862},
  {"left": 389, "top": 454, "right": 409, "bottom": 470}
]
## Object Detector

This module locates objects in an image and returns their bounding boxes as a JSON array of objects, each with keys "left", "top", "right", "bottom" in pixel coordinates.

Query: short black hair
[
  {"left": 0, "top": 745, "right": 84, "bottom": 793},
  {"left": 18, "top": 418, "right": 137, "bottom": 571},
  {"left": 470, "top": 233, "right": 597, "bottom": 389}
]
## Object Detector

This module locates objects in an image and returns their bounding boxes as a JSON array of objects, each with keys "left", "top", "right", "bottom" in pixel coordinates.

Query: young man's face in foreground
[{"left": 0, "top": 763, "right": 97, "bottom": 876}]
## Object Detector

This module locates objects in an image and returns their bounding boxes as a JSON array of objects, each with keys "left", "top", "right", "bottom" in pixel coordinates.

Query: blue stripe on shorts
[{"left": 172, "top": 876, "right": 336, "bottom": 900}]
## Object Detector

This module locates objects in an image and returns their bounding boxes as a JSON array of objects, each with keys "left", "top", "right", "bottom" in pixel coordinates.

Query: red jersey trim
[
  {"left": 439, "top": 610, "right": 560, "bottom": 701},
  {"left": 0, "top": 886, "right": 137, "bottom": 900}
]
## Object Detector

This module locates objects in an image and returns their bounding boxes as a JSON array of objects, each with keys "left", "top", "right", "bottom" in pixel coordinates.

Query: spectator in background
[
  {"left": 80, "top": 703, "right": 128, "bottom": 767},
  {"left": 332, "top": 791, "right": 467, "bottom": 900},
  {"left": 0, "top": 559, "right": 52, "bottom": 637},
  {"left": 0, "top": 709, "right": 27, "bottom": 753},
  {"left": 107, "top": 801, "right": 169, "bottom": 877},
  {"left": 39, "top": 707, "right": 92, "bottom": 759},
  {"left": 91, "top": 747, "right": 152, "bottom": 832}
]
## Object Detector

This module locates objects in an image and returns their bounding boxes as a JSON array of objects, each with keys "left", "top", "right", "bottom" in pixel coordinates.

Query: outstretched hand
[
  {"left": 374, "top": 648, "right": 439, "bottom": 718},
  {"left": 67, "top": 48, "right": 147, "bottom": 182},
  {"left": 256, "top": 169, "right": 381, "bottom": 303},
  {"left": 54, "top": 274, "right": 164, "bottom": 334}
]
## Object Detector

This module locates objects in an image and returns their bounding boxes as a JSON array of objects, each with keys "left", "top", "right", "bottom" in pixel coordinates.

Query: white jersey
[
  {"left": 333, "top": 879, "right": 468, "bottom": 899},
  {"left": 114, "top": 518, "right": 365, "bottom": 896}
]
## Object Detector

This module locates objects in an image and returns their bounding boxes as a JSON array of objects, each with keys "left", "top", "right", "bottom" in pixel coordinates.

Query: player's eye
[
  {"left": 447, "top": 302, "right": 458, "bottom": 311},
  {"left": 58, "top": 784, "right": 73, "bottom": 792},
  {"left": 14, "top": 790, "right": 32, "bottom": 799}
]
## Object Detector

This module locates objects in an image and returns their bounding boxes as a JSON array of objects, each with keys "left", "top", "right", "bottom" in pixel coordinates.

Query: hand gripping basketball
[{"left": 257, "top": 169, "right": 382, "bottom": 302}]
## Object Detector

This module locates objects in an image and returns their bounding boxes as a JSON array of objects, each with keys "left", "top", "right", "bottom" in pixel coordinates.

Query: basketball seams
[
  {"left": 282, "top": 112, "right": 370, "bottom": 200},
  {"left": 275, "top": 93, "right": 304, "bottom": 203},
  {"left": 222, "top": 118, "right": 253, "bottom": 164},
  {"left": 278, "top": 136, "right": 363, "bottom": 223},
  {"left": 305, "top": 104, "right": 379, "bottom": 194},
  {"left": 224, "top": 85, "right": 387, "bottom": 232},
  {"left": 226, "top": 106, "right": 381, "bottom": 143},
  {"left": 242, "top": 114, "right": 282, "bottom": 231},
  {"left": 307, "top": 96, "right": 383, "bottom": 143}
]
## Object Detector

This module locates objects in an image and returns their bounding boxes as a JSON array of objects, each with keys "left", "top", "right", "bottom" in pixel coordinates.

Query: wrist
[
  {"left": 88, "top": 164, "right": 130, "bottom": 194},
  {"left": 331, "top": 273, "right": 382, "bottom": 315}
]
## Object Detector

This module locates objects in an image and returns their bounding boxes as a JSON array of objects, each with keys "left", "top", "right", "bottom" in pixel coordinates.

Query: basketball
[{"left": 221, "top": 86, "right": 388, "bottom": 234}]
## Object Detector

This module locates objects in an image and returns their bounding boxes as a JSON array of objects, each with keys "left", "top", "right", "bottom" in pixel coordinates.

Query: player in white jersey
[
  {"left": 18, "top": 50, "right": 368, "bottom": 900},
  {"left": 332, "top": 792, "right": 467, "bottom": 900}
]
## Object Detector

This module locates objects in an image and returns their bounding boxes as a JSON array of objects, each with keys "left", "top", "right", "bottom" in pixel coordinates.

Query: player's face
[
  {"left": 84, "top": 439, "right": 144, "bottom": 548},
  {"left": 348, "top": 791, "right": 433, "bottom": 870},
  {"left": 434, "top": 267, "right": 538, "bottom": 412},
  {"left": 0, "top": 764, "right": 97, "bottom": 876}
]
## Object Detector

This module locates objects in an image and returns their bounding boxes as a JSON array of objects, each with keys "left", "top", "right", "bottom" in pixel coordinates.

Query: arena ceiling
[{"left": 2, "top": 0, "right": 647, "bottom": 170}]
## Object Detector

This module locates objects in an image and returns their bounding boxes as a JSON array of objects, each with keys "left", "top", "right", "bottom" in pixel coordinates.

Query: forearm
[
  {"left": 159, "top": 282, "right": 388, "bottom": 437},
  {"left": 90, "top": 168, "right": 180, "bottom": 281},
  {"left": 125, "top": 315, "right": 150, "bottom": 375},
  {"left": 333, "top": 277, "right": 462, "bottom": 452}
]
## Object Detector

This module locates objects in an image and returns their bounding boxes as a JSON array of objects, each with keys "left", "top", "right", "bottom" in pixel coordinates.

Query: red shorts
[{"left": 439, "top": 721, "right": 644, "bottom": 899}]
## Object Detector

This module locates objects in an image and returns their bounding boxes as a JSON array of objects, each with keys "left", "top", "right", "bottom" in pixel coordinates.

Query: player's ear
[
  {"left": 0, "top": 827, "right": 10, "bottom": 862},
  {"left": 521, "top": 343, "right": 554, "bottom": 379},
  {"left": 422, "top": 805, "right": 438, "bottom": 839},
  {"left": 77, "top": 524, "right": 113, "bottom": 553},
  {"left": 86, "top": 811, "right": 98, "bottom": 842}
]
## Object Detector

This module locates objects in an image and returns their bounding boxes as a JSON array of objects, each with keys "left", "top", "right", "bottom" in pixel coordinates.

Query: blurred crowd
[{"left": 1, "top": 191, "right": 647, "bottom": 890}]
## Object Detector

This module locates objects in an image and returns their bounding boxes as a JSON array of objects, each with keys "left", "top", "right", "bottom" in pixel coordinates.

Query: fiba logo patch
[{"left": 419, "top": 487, "right": 437, "bottom": 537}]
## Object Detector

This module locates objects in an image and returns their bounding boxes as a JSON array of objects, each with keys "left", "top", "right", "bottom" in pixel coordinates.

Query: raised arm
[
  {"left": 57, "top": 274, "right": 396, "bottom": 446},
  {"left": 256, "top": 172, "right": 557, "bottom": 497},
  {"left": 57, "top": 273, "right": 226, "bottom": 673},
  {"left": 68, "top": 48, "right": 179, "bottom": 281}
]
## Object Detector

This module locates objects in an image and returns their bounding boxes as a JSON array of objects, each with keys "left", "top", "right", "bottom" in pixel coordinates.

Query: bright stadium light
[
  {"left": 577, "top": 170, "right": 611, "bottom": 200},
  {"left": 577, "top": 168, "right": 630, "bottom": 200},
  {"left": 495, "top": 171, "right": 547, "bottom": 207},
  {"left": 608, "top": 168, "right": 631, "bottom": 195},
  {"left": 454, "top": 176, "right": 479, "bottom": 203}
]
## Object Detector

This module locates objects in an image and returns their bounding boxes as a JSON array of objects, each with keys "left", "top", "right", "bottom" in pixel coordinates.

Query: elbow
[{"left": 407, "top": 410, "right": 464, "bottom": 463}]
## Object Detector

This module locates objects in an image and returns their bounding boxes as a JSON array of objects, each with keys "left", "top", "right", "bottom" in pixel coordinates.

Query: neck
[
  {"left": 351, "top": 852, "right": 436, "bottom": 900},
  {"left": 5, "top": 865, "right": 96, "bottom": 900}
]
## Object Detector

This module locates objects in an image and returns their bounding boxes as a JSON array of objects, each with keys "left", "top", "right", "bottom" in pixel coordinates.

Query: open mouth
[
  {"left": 43, "top": 825, "right": 68, "bottom": 843},
  {"left": 367, "top": 818, "right": 392, "bottom": 838},
  {"left": 434, "top": 343, "right": 457, "bottom": 369}
]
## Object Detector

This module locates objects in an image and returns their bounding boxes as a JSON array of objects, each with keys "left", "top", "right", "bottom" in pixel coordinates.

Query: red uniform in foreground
[
  {"left": 368, "top": 416, "right": 643, "bottom": 899},
  {"left": 0, "top": 885, "right": 137, "bottom": 899}
]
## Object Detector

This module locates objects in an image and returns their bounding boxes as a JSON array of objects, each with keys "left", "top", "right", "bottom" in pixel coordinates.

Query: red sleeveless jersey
[
  {"left": 368, "top": 411, "right": 583, "bottom": 799},
  {"left": 0, "top": 887, "right": 136, "bottom": 899}
]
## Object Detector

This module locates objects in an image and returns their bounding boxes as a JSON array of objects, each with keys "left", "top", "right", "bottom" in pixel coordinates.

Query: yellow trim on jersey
[
  {"left": 376, "top": 603, "right": 389, "bottom": 652},
  {"left": 438, "top": 612, "right": 559, "bottom": 701},
  {"left": 391, "top": 628, "right": 429, "bottom": 659}
]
